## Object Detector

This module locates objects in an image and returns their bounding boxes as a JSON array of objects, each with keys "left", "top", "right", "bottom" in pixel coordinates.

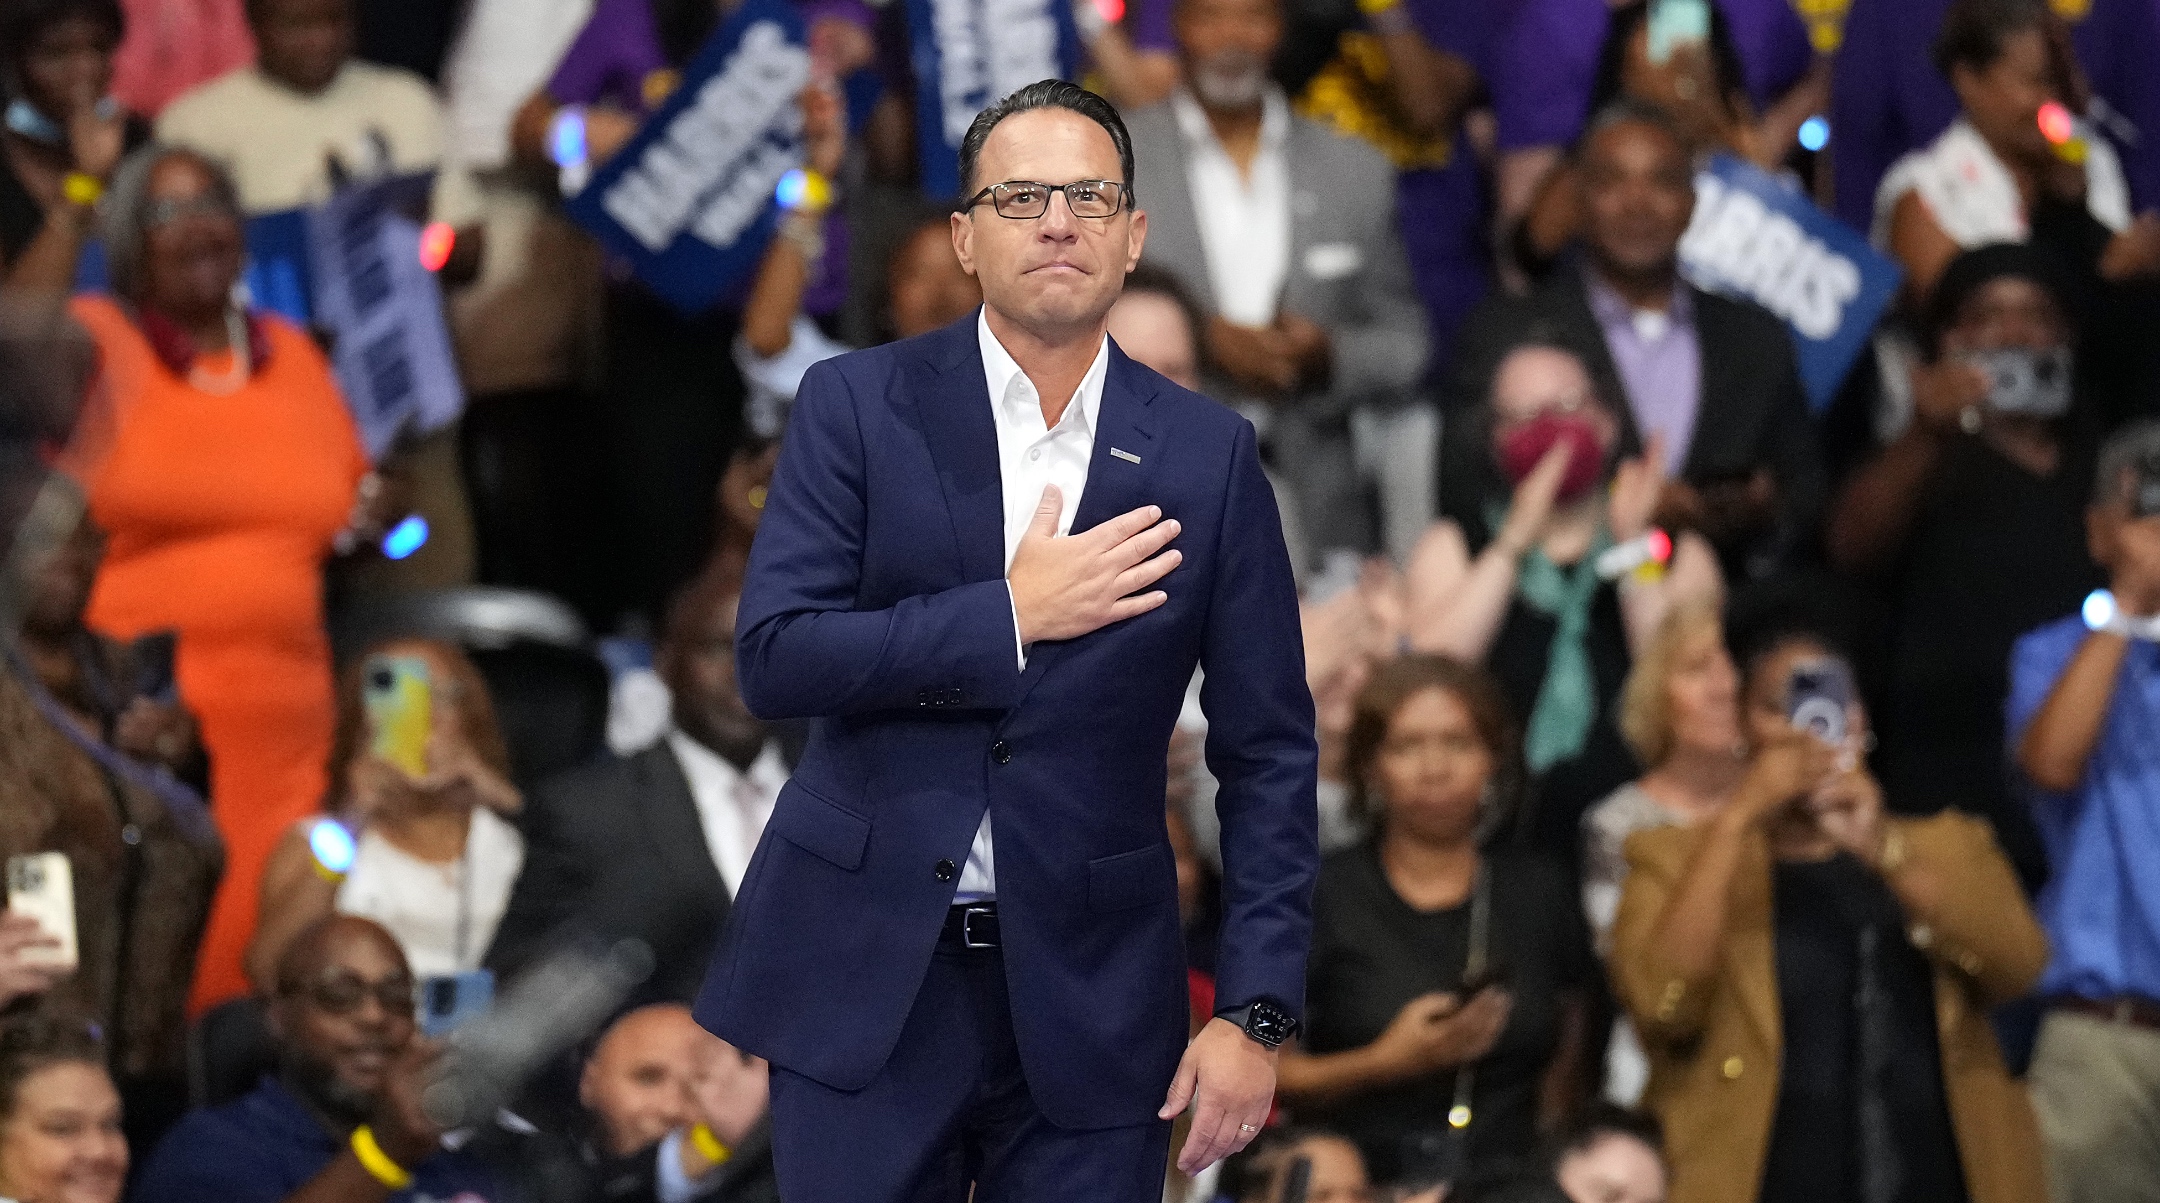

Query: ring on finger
[{"left": 1238, "top": 1123, "right": 1259, "bottom": 1134}]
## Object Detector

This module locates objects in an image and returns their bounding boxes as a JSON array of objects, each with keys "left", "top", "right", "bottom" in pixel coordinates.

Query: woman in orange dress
[{"left": 61, "top": 145, "right": 387, "bottom": 1011}]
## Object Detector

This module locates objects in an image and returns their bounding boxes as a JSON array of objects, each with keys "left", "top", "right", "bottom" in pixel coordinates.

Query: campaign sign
[
  {"left": 1679, "top": 153, "right": 1901, "bottom": 412},
  {"left": 907, "top": 0, "right": 1081, "bottom": 199},
  {"left": 306, "top": 173, "right": 466, "bottom": 458},
  {"left": 564, "top": 0, "right": 811, "bottom": 316}
]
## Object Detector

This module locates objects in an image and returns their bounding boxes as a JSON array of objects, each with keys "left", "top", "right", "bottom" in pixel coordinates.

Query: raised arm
[
  {"left": 1612, "top": 737, "right": 1829, "bottom": 1045},
  {"left": 1880, "top": 814, "right": 2049, "bottom": 1006}
]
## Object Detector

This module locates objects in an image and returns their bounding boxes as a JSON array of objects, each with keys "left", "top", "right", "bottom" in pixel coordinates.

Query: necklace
[{"left": 186, "top": 307, "right": 251, "bottom": 395}]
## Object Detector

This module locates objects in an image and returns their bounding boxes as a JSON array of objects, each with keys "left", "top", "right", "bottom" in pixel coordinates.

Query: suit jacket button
[
  {"left": 991, "top": 740, "right": 1012, "bottom": 764},
  {"left": 917, "top": 688, "right": 930, "bottom": 706},
  {"left": 934, "top": 859, "right": 956, "bottom": 882},
  {"left": 1722, "top": 1056, "right": 1745, "bottom": 1080}
]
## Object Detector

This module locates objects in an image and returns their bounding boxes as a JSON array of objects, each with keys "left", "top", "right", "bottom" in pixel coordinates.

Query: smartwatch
[{"left": 1218, "top": 999, "right": 1299, "bottom": 1048}]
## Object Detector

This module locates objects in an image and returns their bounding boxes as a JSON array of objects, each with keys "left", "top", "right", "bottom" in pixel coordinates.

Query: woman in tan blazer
[{"left": 1612, "top": 628, "right": 2049, "bottom": 1203}]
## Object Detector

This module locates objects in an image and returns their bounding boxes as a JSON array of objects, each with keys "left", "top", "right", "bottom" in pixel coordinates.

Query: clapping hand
[
  {"left": 1491, "top": 441, "right": 1571, "bottom": 560},
  {"left": 1608, "top": 433, "right": 1667, "bottom": 542}
]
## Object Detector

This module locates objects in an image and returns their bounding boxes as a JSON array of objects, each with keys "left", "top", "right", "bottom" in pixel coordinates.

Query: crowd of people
[{"left": 0, "top": 0, "right": 2156, "bottom": 1198}]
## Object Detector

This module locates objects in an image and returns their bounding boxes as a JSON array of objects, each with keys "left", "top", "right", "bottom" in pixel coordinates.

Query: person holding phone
[
  {"left": 2, "top": 508, "right": 222, "bottom": 1162},
  {"left": 136, "top": 915, "right": 505, "bottom": 1203},
  {"left": 1611, "top": 626, "right": 2048, "bottom": 1203},
  {"left": 1828, "top": 244, "right": 2103, "bottom": 888},
  {"left": 2009, "top": 420, "right": 2160, "bottom": 1203},
  {"left": 245, "top": 639, "right": 522, "bottom": 1007},
  {"left": 1280, "top": 656, "right": 1593, "bottom": 1191}
]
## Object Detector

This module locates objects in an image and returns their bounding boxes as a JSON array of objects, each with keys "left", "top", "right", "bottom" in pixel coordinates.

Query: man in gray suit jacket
[{"left": 1123, "top": 0, "right": 1427, "bottom": 570}]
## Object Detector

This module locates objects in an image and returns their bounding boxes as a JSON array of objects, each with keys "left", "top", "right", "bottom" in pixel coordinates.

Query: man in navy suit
[{"left": 695, "top": 79, "right": 1319, "bottom": 1202}]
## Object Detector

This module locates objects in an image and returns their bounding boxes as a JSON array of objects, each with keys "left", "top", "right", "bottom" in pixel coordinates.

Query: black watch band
[{"left": 1218, "top": 999, "right": 1298, "bottom": 1048}]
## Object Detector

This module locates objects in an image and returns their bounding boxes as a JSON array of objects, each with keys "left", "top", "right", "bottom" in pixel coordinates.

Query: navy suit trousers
[{"left": 768, "top": 943, "right": 1172, "bottom": 1203}]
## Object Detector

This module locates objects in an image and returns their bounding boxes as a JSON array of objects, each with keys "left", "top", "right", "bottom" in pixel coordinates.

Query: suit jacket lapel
[
  {"left": 1010, "top": 344, "right": 1164, "bottom": 708},
  {"left": 1140, "top": 109, "right": 1213, "bottom": 314},
  {"left": 1684, "top": 289, "right": 1738, "bottom": 479},
  {"left": 908, "top": 312, "right": 1007, "bottom": 584},
  {"left": 641, "top": 743, "right": 727, "bottom": 901},
  {"left": 1556, "top": 263, "right": 1646, "bottom": 457},
  {"left": 1283, "top": 119, "right": 1320, "bottom": 316}
]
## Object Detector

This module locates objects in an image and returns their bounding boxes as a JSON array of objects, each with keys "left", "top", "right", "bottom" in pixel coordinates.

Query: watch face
[{"left": 1248, "top": 1001, "right": 1296, "bottom": 1045}]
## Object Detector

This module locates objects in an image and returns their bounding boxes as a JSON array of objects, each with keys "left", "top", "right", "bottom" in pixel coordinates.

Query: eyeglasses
[
  {"left": 283, "top": 973, "right": 416, "bottom": 1018},
  {"left": 144, "top": 195, "right": 239, "bottom": 230},
  {"left": 963, "top": 179, "right": 1129, "bottom": 220},
  {"left": 1494, "top": 385, "right": 1598, "bottom": 428}
]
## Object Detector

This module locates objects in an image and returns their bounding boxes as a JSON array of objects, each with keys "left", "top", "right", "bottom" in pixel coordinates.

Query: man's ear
[
  {"left": 950, "top": 211, "right": 979, "bottom": 277},
  {"left": 1125, "top": 207, "right": 1149, "bottom": 271}
]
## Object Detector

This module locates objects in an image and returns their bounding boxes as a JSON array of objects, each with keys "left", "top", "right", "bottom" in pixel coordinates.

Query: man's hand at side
[
  {"left": 1158, "top": 1017, "right": 1277, "bottom": 1175},
  {"left": 1008, "top": 485, "right": 1182, "bottom": 644}
]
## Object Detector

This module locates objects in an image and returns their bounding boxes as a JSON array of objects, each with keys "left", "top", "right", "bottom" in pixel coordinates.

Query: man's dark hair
[
  {"left": 955, "top": 80, "right": 1136, "bottom": 203},
  {"left": 1577, "top": 97, "right": 1691, "bottom": 163},
  {"left": 1119, "top": 262, "right": 1207, "bottom": 348},
  {"left": 1933, "top": 0, "right": 2052, "bottom": 77},
  {"left": 1546, "top": 1103, "right": 1667, "bottom": 1173},
  {"left": 0, "top": 0, "right": 124, "bottom": 65},
  {"left": 0, "top": 1017, "right": 104, "bottom": 1121}
]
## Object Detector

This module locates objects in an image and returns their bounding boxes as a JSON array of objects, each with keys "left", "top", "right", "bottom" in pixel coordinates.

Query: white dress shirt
[
  {"left": 665, "top": 731, "right": 789, "bottom": 897},
  {"left": 1172, "top": 88, "right": 1293, "bottom": 328},
  {"left": 958, "top": 307, "right": 1110, "bottom": 901}
]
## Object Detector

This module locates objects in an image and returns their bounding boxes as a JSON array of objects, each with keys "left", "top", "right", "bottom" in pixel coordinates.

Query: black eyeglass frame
[{"left": 961, "top": 179, "right": 1133, "bottom": 220}]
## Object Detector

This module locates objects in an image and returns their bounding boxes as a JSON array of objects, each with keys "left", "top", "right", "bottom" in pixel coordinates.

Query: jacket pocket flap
[
  {"left": 1087, "top": 844, "right": 1174, "bottom": 913},
  {"left": 769, "top": 782, "right": 870, "bottom": 871}
]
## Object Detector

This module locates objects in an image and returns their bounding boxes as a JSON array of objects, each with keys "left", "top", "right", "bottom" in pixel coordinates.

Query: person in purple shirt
[
  {"left": 1832, "top": 0, "right": 2160, "bottom": 230},
  {"left": 1491, "top": 0, "right": 1824, "bottom": 260}
]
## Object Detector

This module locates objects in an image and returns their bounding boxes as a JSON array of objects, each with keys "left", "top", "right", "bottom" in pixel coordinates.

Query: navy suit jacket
[{"left": 696, "top": 312, "right": 1319, "bottom": 1131}]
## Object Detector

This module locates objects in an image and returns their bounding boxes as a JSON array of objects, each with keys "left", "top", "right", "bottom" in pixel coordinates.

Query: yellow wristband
[
  {"left": 62, "top": 172, "right": 103, "bottom": 207},
  {"left": 689, "top": 1121, "right": 730, "bottom": 1166},
  {"left": 351, "top": 1125, "right": 414, "bottom": 1190}
]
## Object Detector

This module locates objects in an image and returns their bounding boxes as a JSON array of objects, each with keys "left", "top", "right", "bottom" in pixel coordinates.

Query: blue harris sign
[
  {"left": 1679, "top": 153, "right": 1903, "bottom": 412},
  {"left": 907, "top": 0, "right": 1082, "bottom": 200},
  {"left": 563, "top": 0, "right": 811, "bottom": 316}
]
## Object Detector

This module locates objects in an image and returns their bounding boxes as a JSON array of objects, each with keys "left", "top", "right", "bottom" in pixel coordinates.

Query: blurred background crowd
[{"left": 0, "top": 0, "right": 2158, "bottom": 1199}]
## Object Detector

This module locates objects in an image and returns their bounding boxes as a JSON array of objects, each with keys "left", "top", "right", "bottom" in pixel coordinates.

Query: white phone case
[{"left": 7, "top": 853, "right": 78, "bottom": 971}]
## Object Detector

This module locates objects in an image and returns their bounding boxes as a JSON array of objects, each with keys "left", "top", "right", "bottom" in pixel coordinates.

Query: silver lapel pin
[{"left": 1110, "top": 447, "right": 1142, "bottom": 464}]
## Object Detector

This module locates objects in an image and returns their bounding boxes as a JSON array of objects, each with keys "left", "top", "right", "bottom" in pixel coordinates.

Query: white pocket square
[{"left": 1303, "top": 242, "right": 1363, "bottom": 280}]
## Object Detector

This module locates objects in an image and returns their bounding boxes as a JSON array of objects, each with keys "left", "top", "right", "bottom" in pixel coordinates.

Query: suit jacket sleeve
[
  {"left": 735, "top": 358, "right": 1025, "bottom": 720},
  {"left": 1897, "top": 814, "right": 2050, "bottom": 1006},
  {"left": 484, "top": 774, "right": 586, "bottom": 982},
  {"left": 1610, "top": 825, "right": 1722, "bottom": 1048},
  {"left": 1199, "top": 418, "right": 1321, "bottom": 1022},
  {"left": 1325, "top": 156, "right": 1429, "bottom": 402}
]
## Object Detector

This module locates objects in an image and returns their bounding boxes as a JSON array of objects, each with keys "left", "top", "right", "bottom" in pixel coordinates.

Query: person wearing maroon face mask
[{"left": 1403, "top": 342, "right": 1723, "bottom": 857}]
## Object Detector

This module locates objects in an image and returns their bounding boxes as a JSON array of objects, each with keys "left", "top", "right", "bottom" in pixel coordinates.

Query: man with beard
[
  {"left": 135, "top": 915, "right": 502, "bottom": 1202},
  {"left": 1123, "top": 0, "right": 1428, "bottom": 572}
]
